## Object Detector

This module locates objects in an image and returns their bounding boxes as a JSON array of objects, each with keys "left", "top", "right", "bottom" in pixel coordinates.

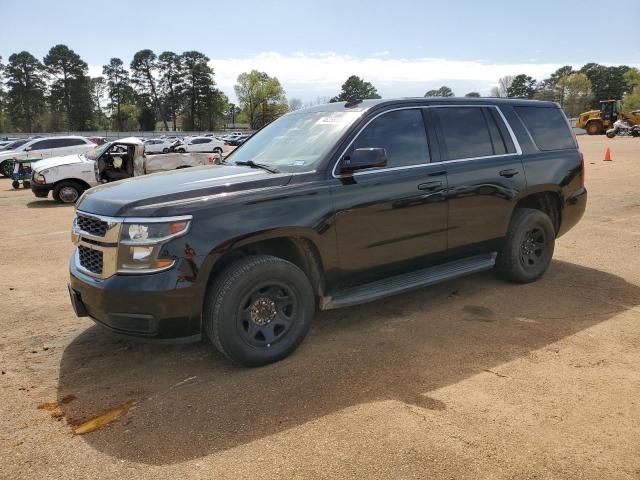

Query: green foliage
[
  {"left": 464, "top": 92, "right": 481, "bottom": 98},
  {"left": 507, "top": 74, "right": 536, "bottom": 98},
  {"left": 180, "top": 51, "right": 224, "bottom": 131},
  {"left": 235, "top": 70, "right": 289, "bottom": 129},
  {"left": 622, "top": 68, "right": 640, "bottom": 111},
  {"left": 425, "top": 86, "right": 455, "bottom": 97},
  {"left": 130, "top": 49, "right": 167, "bottom": 130},
  {"left": 158, "top": 51, "right": 184, "bottom": 131},
  {"left": 44, "top": 44, "right": 93, "bottom": 130},
  {"left": 580, "top": 63, "right": 632, "bottom": 108},
  {"left": 6, "top": 51, "right": 47, "bottom": 132},
  {"left": 556, "top": 73, "right": 592, "bottom": 117},
  {"left": 330, "top": 75, "right": 381, "bottom": 102},
  {"left": 103, "top": 58, "right": 136, "bottom": 130}
]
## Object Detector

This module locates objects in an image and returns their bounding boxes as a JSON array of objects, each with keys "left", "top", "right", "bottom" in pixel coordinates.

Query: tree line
[
  {"left": 0, "top": 46, "right": 290, "bottom": 133},
  {"left": 328, "top": 64, "right": 640, "bottom": 118}
]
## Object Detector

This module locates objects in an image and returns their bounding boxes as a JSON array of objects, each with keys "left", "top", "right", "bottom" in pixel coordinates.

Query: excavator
[{"left": 576, "top": 100, "right": 640, "bottom": 135}]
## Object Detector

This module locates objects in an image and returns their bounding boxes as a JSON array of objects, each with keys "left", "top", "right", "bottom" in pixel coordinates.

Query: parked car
[
  {"left": 0, "top": 138, "right": 30, "bottom": 153},
  {"left": 226, "top": 134, "right": 252, "bottom": 146},
  {"left": 68, "top": 98, "right": 586, "bottom": 367},
  {"left": 143, "top": 139, "right": 173, "bottom": 154},
  {"left": 31, "top": 138, "right": 220, "bottom": 203},
  {"left": 174, "top": 136, "right": 228, "bottom": 154},
  {"left": 0, "top": 136, "right": 95, "bottom": 177}
]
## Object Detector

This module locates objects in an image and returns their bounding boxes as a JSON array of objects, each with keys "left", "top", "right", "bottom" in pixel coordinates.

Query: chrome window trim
[{"left": 331, "top": 104, "right": 522, "bottom": 178}]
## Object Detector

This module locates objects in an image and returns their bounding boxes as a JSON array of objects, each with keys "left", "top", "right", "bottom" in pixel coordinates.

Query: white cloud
[{"left": 208, "top": 52, "right": 564, "bottom": 103}]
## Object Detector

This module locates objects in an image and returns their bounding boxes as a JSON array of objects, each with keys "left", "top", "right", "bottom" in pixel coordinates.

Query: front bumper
[
  {"left": 69, "top": 258, "right": 203, "bottom": 340},
  {"left": 31, "top": 182, "right": 52, "bottom": 198}
]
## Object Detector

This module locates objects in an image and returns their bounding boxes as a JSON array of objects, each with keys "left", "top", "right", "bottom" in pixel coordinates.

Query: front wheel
[
  {"left": 52, "top": 181, "right": 83, "bottom": 204},
  {"left": 586, "top": 122, "right": 602, "bottom": 135},
  {"left": 176, "top": 148, "right": 186, "bottom": 153},
  {"left": 12, "top": 180, "right": 20, "bottom": 189},
  {"left": 203, "top": 255, "right": 315, "bottom": 367},
  {"left": 496, "top": 208, "right": 555, "bottom": 283},
  {"left": 162, "top": 148, "right": 169, "bottom": 153},
  {"left": 213, "top": 147, "right": 223, "bottom": 154}
]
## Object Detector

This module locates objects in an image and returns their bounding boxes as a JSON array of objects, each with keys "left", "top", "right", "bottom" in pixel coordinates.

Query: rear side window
[
  {"left": 352, "top": 109, "right": 429, "bottom": 168},
  {"left": 29, "top": 140, "right": 55, "bottom": 150},
  {"left": 435, "top": 107, "right": 493, "bottom": 160},
  {"left": 514, "top": 106, "right": 575, "bottom": 151}
]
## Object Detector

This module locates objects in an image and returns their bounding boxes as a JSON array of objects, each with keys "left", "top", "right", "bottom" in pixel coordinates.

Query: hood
[
  {"left": 32, "top": 154, "right": 88, "bottom": 172},
  {"left": 77, "top": 164, "right": 292, "bottom": 217}
]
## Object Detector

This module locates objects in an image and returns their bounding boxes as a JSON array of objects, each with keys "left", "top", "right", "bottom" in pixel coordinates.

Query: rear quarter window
[{"left": 514, "top": 106, "right": 575, "bottom": 151}]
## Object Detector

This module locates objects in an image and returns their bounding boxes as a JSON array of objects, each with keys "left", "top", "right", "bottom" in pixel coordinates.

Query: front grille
[
  {"left": 77, "top": 214, "right": 108, "bottom": 237},
  {"left": 78, "top": 246, "right": 103, "bottom": 274}
]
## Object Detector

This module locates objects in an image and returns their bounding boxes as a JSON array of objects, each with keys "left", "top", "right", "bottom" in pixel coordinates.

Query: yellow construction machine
[{"left": 576, "top": 100, "right": 640, "bottom": 135}]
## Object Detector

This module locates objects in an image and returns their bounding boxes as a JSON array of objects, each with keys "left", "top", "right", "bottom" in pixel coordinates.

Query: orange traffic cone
[{"left": 604, "top": 147, "right": 612, "bottom": 161}]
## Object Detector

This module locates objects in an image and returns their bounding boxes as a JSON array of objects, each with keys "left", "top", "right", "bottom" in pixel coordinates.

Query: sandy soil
[{"left": 0, "top": 135, "right": 639, "bottom": 479}]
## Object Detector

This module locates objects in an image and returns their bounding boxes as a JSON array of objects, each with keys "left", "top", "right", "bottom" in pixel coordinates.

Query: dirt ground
[{"left": 0, "top": 135, "right": 639, "bottom": 479}]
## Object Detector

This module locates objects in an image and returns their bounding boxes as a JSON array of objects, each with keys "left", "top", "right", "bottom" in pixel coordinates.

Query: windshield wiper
[{"left": 233, "top": 160, "right": 280, "bottom": 174}]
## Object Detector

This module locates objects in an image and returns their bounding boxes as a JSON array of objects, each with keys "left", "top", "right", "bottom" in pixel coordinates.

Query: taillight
[{"left": 580, "top": 152, "right": 585, "bottom": 186}]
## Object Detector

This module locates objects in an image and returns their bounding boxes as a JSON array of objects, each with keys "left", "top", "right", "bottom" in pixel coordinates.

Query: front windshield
[
  {"left": 228, "top": 111, "right": 362, "bottom": 172},
  {"left": 84, "top": 141, "right": 113, "bottom": 160}
]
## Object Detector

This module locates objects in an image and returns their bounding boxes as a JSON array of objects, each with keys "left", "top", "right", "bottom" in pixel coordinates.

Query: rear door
[
  {"left": 26, "top": 139, "right": 55, "bottom": 159},
  {"left": 330, "top": 107, "right": 448, "bottom": 286},
  {"left": 432, "top": 105, "right": 526, "bottom": 258}
]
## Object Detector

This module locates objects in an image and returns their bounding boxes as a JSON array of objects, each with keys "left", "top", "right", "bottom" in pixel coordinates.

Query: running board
[{"left": 320, "top": 253, "right": 497, "bottom": 310}]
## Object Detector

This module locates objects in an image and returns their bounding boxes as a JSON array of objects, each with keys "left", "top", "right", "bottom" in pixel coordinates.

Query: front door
[{"left": 330, "top": 108, "right": 448, "bottom": 286}]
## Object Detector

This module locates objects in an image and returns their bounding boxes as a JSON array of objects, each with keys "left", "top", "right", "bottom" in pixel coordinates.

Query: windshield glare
[
  {"left": 84, "top": 141, "right": 113, "bottom": 160},
  {"left": 228, "top": 111, "right": 362, "bottom": 172}
]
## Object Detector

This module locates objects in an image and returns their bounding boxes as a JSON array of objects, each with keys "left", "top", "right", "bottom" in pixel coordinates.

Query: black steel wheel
[
  {"left": 12, "top": 180, "right": 20, "bottom": 189},
  {"left": 496, "top": 208, "right": 555, "bottom": 283},
  {"left": 204, "top": 255, "right": 315, "bottom": 367}
]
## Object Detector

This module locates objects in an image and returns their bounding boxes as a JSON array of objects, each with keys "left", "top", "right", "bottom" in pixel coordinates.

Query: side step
[{"left": 320, "top": 253, "right": 497, "bottom": 310}]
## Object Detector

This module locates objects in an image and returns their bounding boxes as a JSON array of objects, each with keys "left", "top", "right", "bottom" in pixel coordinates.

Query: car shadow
[
  {"left": 26, "top": 200, "right": 72, "bottom": 208},
  {"left": 56, "top": 260, "right": 640, "bottom": 465}
]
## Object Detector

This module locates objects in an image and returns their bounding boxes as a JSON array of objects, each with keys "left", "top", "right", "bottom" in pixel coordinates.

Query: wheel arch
[
  {"left": 204, "top": 230, "right": 327, "bottom": 301},
  {"left": 512, "top": 189, "right": 562, "bottom": 235},
  {"left": 54, "top": 177, "right": 92, "bottom": 191}
]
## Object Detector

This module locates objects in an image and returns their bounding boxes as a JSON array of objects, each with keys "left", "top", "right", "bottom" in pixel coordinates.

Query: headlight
[
  {"left": 116, "top": 217, "right": 191, "bottom": 273},
  {"left": 34, "top": 173, "right": 46, "bottom": 184}
]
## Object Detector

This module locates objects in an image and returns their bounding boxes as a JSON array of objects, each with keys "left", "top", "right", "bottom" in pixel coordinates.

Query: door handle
[
  {"left": 418, "top": 181, "right": 442, "bottom": 190},
  {"left": 499, "top": 169, "right": 519, "bottom": 178}
]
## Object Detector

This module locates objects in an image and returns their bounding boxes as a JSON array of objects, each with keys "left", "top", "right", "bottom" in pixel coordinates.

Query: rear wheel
[
  {"left": 496, "top": 208, "right": 555, "bottom": 283},
  {"left": 12, "top": 180, "right": 20, "bottom": 189},
  {"left": 177, "top": 148, "right": 186, "bottom": 153},
  {"left": 162, "top": 148, "right": 169, "bottom": 153},
  {"left": 23, "top": 180, "right": 31, "bottom": 189},
  {"left": 586, "top": 121, "right": 602, "bottom": 135},
  {"left": 203, "top": 255, "right": 315, "bottom": 367},
  {"left": 53, "top": 181, "right": 83, "bottom": 204}
]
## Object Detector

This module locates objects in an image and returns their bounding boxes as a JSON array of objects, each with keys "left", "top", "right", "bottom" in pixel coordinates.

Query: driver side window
[{"left": 351, "top": 109, "right": 430, "bottom": 169}]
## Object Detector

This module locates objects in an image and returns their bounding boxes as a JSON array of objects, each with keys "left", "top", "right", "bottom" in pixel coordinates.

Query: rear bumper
[
  {"left": 558, "top": 187, "right": 587, "bottom": 237},
  {"left": 69, "top": 257, "right": 203, "bottom": 340}
]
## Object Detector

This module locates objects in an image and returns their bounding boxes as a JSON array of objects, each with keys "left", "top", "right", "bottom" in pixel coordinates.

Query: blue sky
[{"left": 1, "top": 0, "right": 638, "bottom": 102}]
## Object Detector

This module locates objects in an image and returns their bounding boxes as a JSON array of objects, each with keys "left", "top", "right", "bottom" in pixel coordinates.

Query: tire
[
  {"left": 12, "top": 180, "right": 20, "bottom": 189},
  {"left": 496, "top": 208, "right": 555, "bottom": 284},
  {"left": 52, "top": 181, "right": 83, "bottom": 204},
  {"left": 1, "top": 161, "right": 14, "bottom": 178},
  {"left": 606, "top": 130, "right": 616, "bottom": 138},
  {"left": 177, "top": 148, "right": 186, "bottom": 153},
  {"left": 162, "top": 148, "right": 169, "bottom": 153},
  {"left": 203, "top": 255, "right": 315, "bottom": 367},
  {"left": 586, "top": 121, "right": 602, "bottom": 135},
  {"left": 213, "top": 147, "right": 222, "bottom": 154},
  {"left": 23, "top": 181, "right": 31, "bottom": 189}
]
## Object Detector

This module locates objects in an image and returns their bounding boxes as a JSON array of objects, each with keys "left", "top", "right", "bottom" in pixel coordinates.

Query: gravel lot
[{"left": 1, "top": 135, "right": 639, "bottom": 479}]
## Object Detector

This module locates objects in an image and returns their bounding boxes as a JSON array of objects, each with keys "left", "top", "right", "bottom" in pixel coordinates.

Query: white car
[
  {"left": 143, "top": 139, "right": 173, "bottom": 154},
  {"left": 175, "top": 136, "right": 228, "bottom": 154},
  {"left": 0, "top": 136, "right": 95, "bottom": 177},
  {"left": 30, "top": 152, "right": 99, "bottom": 203}
]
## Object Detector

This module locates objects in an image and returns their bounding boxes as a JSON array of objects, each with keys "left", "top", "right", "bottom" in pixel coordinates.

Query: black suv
[{"left": 68, "top": 98, "right": 587, "bottom": 367}]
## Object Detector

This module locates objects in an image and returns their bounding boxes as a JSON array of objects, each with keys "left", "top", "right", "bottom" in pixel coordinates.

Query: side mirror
[{"left": 339, "top": 148, "right": 388, "bottom": 175}]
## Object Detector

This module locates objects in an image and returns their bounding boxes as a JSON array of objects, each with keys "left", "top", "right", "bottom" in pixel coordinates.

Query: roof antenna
[{"left": 345, "top": 97, "right": 363, "bottom": 108}]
